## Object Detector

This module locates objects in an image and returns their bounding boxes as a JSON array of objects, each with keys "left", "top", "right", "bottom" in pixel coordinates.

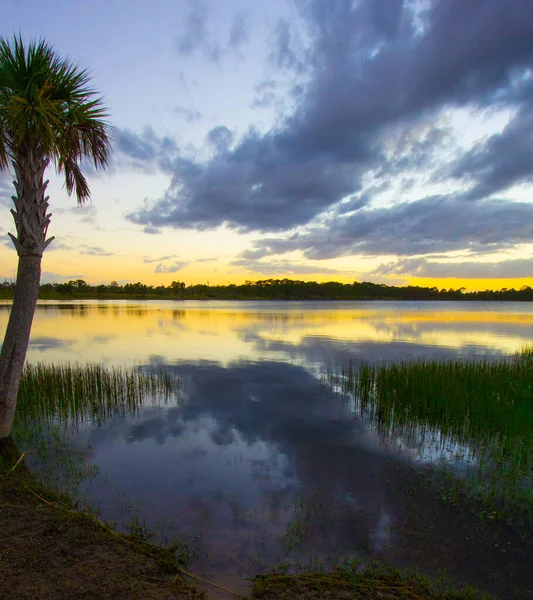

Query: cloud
[
  {"left": 230, "top": 258, "right": 347, "bottom": 276},
  {"left": 176, "top": 2, "right": 251, "bottom": 63},
  {"left": 154, "top": 261, "right": 189, "bottom": 273},
  {"left": 175, "top": 0, "right": 220, "bottom": 62},
  {"left": 54, "top": 204, "right": 99, "bottom": 225},
  {"left": 228, "top": 11, "right": 250, "bottom": 50},
  {"left": 173, "top": 106, "right": 202, "bottom": 123},
  {"left": 113, "top": 126, "right": 179, "bottom": 172},
  {"left": 372, "top": 256, "right": 533, "bottom": 280},
  {"left": 0, "top": 171, "right": 12, "bottom": 207},
  {"left": 206, "top": 126, "right": 234, "bottom": 153},
  {"left": 243, "top": 194, "right": 533, "bottom": 259},
  {"left": 143, "top": 226, "right": 161, "bottom": 235},
  {"left": 449, "top": 108, "right": 533, "bottom": 200},
  {"left": 127, "top": 130, "right": 368, "bottom": 232},
  {"left": 142, "top": 255, "right": 177, "bottom": 264},
  {"left": 45, "top": 239, "right": 72, "bottom": 252},
  {"left": 80, "top": 246, "right": 113, "bottom": 257},
  {"left": 126, "top": 0, "right": 533, "bottom": 264},
  {"left": 269, "top": 18, "right": 306, "bottom": 73},
  {"left": 251, "top": 79, "right": 278, "bottom": 109}
]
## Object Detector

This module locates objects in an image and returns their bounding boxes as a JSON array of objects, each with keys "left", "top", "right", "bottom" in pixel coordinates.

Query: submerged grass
[
  {"left": 11, "top": 362, "right": 180, "bottom": 508},
  {"left": 333, "top": 345, "right": 533, "bottom": 516},
  {"left": 17, "top": 362, "right": 178, "bottom": 428}
]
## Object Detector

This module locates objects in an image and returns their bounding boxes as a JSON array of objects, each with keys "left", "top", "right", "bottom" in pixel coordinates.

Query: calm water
[{"left": 2, "top": 300, "right": 533, "bottom": 598}]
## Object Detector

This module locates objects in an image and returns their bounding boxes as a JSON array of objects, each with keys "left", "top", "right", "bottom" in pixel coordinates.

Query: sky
[{"left": 1, "top": 0, "right": 533, "bottom": 291}]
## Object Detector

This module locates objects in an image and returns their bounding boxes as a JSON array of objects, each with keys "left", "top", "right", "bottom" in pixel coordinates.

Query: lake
[{"left": 2, "top": 300, "right": 533, "bottom": 598}]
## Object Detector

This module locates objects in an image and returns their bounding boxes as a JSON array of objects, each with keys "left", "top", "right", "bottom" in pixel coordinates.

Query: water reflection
[
  {"left": 62, "top": 358, "right": 531, "bottom": 599},
  {"left": 5, "top": 300, "right": 533, "bottom": 599},
  {"left": 1, "top": 300, "right": 532, "bottom": 367}
]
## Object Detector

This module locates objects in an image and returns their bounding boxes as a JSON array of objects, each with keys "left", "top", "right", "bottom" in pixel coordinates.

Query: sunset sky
[{"left": 1, "top": 0, "right": 533, "bottom": 291}]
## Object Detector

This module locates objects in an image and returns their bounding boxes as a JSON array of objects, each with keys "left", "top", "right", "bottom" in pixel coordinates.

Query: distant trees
[{"left": 1, "top": 278, "right": 530, "bottom": 302}]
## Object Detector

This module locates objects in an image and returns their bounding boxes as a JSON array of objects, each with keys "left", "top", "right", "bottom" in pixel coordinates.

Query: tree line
[{"left": 1, "top": 277, "right": 532, "bottom": 301}]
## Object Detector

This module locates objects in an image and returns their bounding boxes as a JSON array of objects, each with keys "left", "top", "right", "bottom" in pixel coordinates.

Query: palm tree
[{"left": 0, "top": 37, "right": 111, "bottom": 439}]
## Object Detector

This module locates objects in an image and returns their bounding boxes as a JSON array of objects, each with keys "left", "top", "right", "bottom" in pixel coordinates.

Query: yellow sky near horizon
[{"left": 1, "top": 244, "right": 531, "bottom": 292}]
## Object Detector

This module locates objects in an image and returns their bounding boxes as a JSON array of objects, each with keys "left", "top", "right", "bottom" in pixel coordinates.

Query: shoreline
[
  {"left": 1, "top": 454, "right": 491, "bottom": 599},
  {"left": 1, "top": 293, "right": 532, "bottom": 302}
]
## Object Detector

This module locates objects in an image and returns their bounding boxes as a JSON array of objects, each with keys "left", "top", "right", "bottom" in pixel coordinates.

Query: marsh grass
[
  {"left": 330, "top": 346, "right": 533, "bottom": 516},
  {"left": 11, "top": 362, "right": 179, "bottom": 508},
  {"left": 17, "top": 362, "right": 178, "bottom": 429}
]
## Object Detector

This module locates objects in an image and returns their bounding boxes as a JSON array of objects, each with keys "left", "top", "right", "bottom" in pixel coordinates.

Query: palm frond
[
  {"left": 61, "top": 156, "right": 90, "bottom": 205},
  {"left": 0, "top": 35, "right": 111, "bottom": 200}
]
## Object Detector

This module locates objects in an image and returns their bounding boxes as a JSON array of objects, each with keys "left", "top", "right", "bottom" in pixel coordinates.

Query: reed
[
  {"left": 336, "top": 345, "right": 533, "bottom": 513},
  {"left": 17, "top": 362, "right": 178, "bottom": 429}
]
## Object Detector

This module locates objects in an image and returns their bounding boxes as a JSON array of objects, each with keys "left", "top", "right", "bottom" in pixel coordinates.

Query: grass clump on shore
[
  {"left": 0, "top": 451, "right": 205, "bottom": 600},
  {"left": 249, "top": 562, "right": 491, "bottom": 599}
]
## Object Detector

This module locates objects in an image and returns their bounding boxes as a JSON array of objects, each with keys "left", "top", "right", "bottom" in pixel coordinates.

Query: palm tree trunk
[
  {"left": 0, "top": 150, "right": 51, "bottom": 440},
  {"left": 0, "top": 253, "right": 41, "bottom": 438}
]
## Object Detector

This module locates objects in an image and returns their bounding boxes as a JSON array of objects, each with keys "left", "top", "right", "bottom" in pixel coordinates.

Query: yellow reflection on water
[{"left": 0, "top": 300, "right": 531, "bottom": 366}]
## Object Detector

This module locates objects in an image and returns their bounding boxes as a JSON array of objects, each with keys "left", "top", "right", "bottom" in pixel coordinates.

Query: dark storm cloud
[
  {"left": 269, "top": 18, "right": 306, "bottom": 73},
  {"left": 379, "top": 123, "right": 456, "bottom": 180},
  {"left": 372, "top": 256, "right": 533, "bottom": 280},
  {"left": 449, "top": 108, "right": 533, "bottom": 200},
  {"left": 127, "top": 0, "right": 533, "bottom": 260},
  {"left": 113, "top": 126, "right": 179, "bottom": 172},
  {"left": 206, "top": 126, "right": 234, "bottom": 153},
  {"left": 243, "top": 195, "right": 533, "bottom": 259},
  {"left": 128, "top": 130, "right": 367, "bottom": 231}
]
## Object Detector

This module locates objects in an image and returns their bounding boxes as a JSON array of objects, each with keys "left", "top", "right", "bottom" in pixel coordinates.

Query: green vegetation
[
  {"left": 10, "top": 363, "right": 179, "bottom": 506},
  {"left": 1, "top": 277, "right": 532, "bottom": 301},
  {"left": 248, "top": 562, "right": 491, "bottom": 599},
  {"left": 333, "top": 346, "right": 533, "bottom": 517},
  {"left": 16, "top": 362, "right": 178, "bottom": 429}
]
